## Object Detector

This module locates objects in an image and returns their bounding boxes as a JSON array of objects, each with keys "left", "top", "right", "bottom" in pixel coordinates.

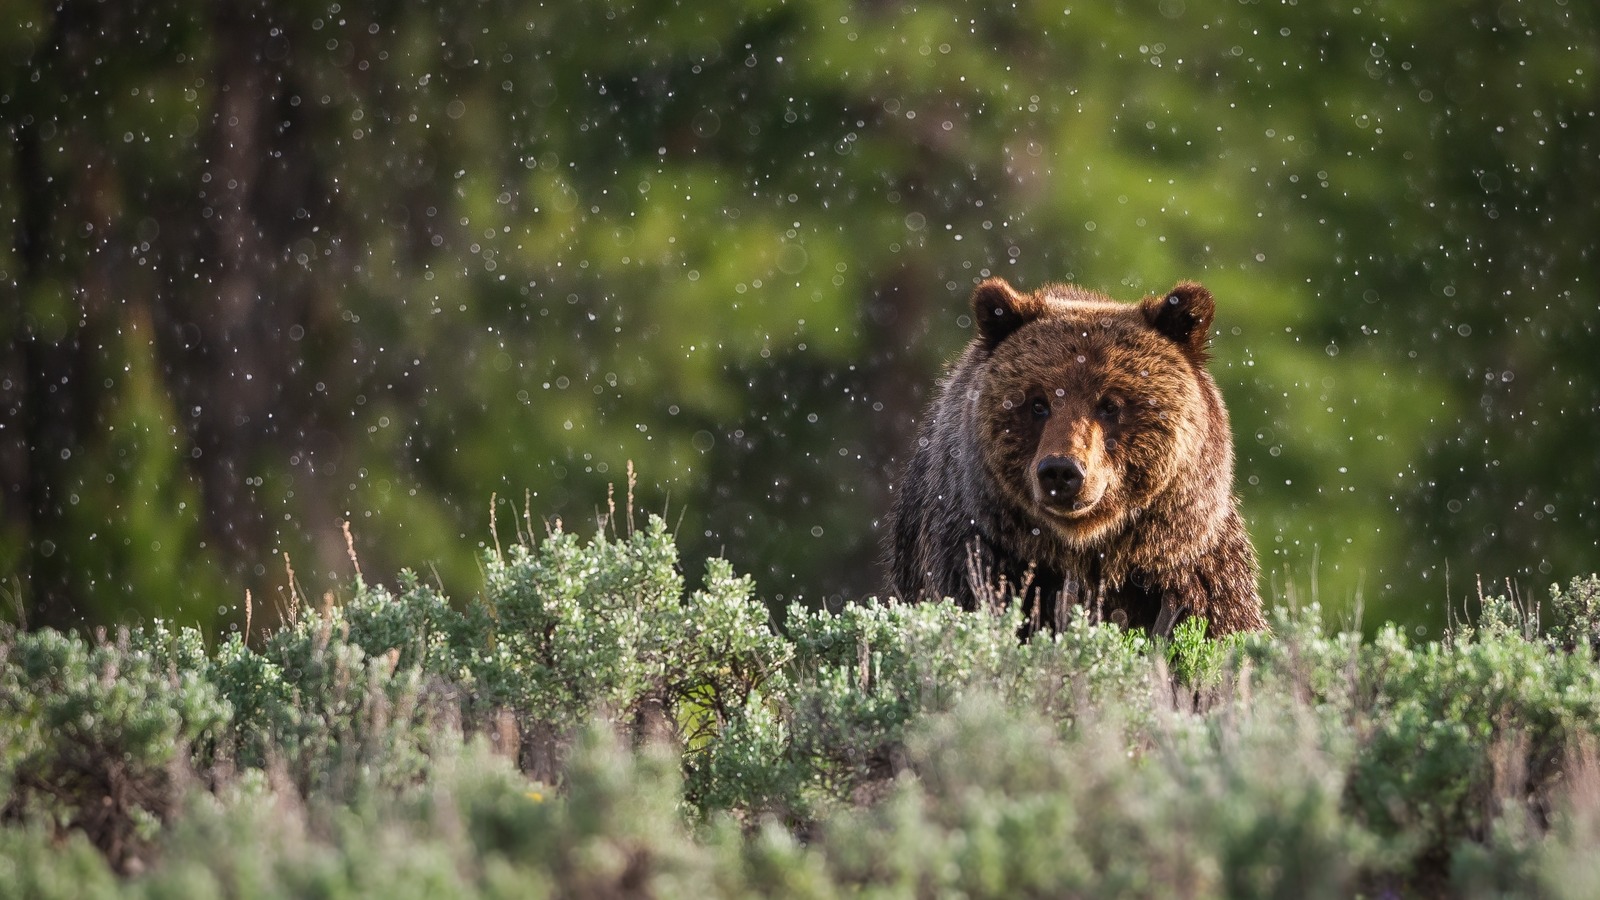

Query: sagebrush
[{"left": 4, "top": 517, "right": 1600, "bottom": 898}]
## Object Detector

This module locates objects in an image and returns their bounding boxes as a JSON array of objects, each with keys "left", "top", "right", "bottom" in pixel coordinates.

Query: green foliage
[
  {"left": 1241, "top": 605, "right": 1600, "bottom": 887},
  {"left": 1546, "top": 575, "right": 1600, "bottom": 656},
  {"left": 209, "top": 607, "right": 446, "bottom": 794},
  {"left": 340, "top": 570, "right": 475, "bottom": 680},
  {"left": 779, "top": 599, "right": 1018, "bottom": 799},
  {"left": 473, "top": 516, "right": 787, "bottom": 745},
  {"left": 0, "top": 825, "right": 120, "bottom": 900},
  {"left": 0, "top": 626, "right": 229, "bottom": 872},
  {"left": 8, "top": 0, "right": 1598, "bottom": 636},
  {"left": 478, "top": 519, "right": 686, "bottom": 724},
  {"left": 820, "top": 692, "right": 1368, "bottom": 899},
  {"left": 7, "top": 519, "right": 1600, "bottom": 895},
  {"left": 1160, "top": 614, "right": 1246, "bottom": 688}
]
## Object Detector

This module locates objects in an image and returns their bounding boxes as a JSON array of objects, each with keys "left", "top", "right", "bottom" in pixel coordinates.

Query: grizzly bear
[{"left": 885, "top": 277, "right": 1266, "bottom": 637}]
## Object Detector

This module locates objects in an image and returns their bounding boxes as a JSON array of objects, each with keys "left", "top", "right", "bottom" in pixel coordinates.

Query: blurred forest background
[{"left": 2, "top": 0, "right": 1596, "bottom": 636}]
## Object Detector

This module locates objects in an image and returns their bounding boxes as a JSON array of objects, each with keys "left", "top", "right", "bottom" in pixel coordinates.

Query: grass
[{"left": 3, "top": 511, "right": 1600, "bottom": 898}]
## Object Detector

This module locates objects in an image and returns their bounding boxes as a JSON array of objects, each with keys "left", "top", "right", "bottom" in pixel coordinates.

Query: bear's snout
[{"left": 1035, "top": 455, "right": 1087, "bottom": 506}]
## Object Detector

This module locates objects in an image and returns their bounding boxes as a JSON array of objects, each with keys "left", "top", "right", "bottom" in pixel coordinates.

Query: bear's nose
[{"left": 1036, "top": 455, "right": 1085, "bottom": 503}]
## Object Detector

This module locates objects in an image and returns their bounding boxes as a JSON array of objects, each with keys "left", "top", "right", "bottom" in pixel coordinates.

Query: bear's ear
[
  {"left": 1142, "top": 281, "right": 1215, "bottom": 362},
  {"left": 971, "top": 278, "right": 1045, "bottom": 349}
]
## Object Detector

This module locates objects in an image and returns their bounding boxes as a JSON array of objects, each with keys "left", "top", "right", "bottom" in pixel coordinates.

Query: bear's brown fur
[{"left": 885, "top": 277, "right": 1266, "bottom": 636}]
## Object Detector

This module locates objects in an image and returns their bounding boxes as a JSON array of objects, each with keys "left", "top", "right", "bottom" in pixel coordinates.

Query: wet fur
[{"left": 886, "top": 278, "right": 1267, "bottom": 636}]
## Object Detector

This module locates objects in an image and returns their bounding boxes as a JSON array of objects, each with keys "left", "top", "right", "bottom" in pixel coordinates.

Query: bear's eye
[
  {"left": 1096, "top": 396, "right": 1123, "bottom": 422},
  {"left": 1030, "top": 397, "right": 1050, "bottom": 419}
]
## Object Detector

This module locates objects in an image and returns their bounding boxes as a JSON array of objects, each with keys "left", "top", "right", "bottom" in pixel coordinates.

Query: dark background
[{"left": 3, "top": 1, "right": 1596, "bottom": 636}]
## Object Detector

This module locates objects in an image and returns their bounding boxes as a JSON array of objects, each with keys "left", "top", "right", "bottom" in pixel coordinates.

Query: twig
[{"left": 342, "top": 520, "right": 363, "bottom": 583}]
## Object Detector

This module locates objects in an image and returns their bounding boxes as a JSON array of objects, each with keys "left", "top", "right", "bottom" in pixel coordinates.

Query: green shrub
[
  {"left": 1546, "top": 575, "right": 1600, "bottom": 656},
  {"left": 218, "top": 606, "right": 449, "bottom": 793},
  {"left": 1236, "top": 602, "right": 1600, "bottom": 890},
  {"left": 0, "top": 823, "right": 120, "bottom": 900},
  {"left": 781, "top": 599, "right": 1016, "bottom": 798},
  {"left": 691, "top": 599, "right": 1213, "bottom": 827},
  {"left": 138, "top": 728, "right": 719, "bottom": 900},
  {"left": 0, "top": 627, "right": 229, "bottom": 872},
  {"left": 1161, "top": 614, "right": 1248, "bottom": 690},
  {"left": 12, "top": 502, "right": 1600, "bottom": 897},
  {"left": 340, "top": 570, "right": 474, "bottom": 679},
  {"left": 473, "top": 516, "right": 789, "bottom": 778},
  {"left": 818, "top": 690, "right": 1370, "bottom": 899},
  {"left": 476, "top": 518, "right": 689, "bottom": 727}
]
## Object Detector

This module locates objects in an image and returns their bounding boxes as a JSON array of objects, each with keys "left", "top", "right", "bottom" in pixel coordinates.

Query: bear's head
[{"left": 969, "top": 276, "right": 1225, "bottom": 548}]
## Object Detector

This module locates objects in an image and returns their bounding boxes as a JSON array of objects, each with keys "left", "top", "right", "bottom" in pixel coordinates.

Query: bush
[
  {"left": 1546, "top": 575, "right": 1600, "bottom": 656},
  {"left": 7, "top": 512, "right": 1600, "bottom": 897},
  {"left": 473, "top": 516, "right": 789, "bottom": 778},
  {"left": 0, "top": 627, "right": 229, "bottom": 872},
  {"left": 817, "top": 691, "right": 1369, "bottom": 899},
  {"left": 0, "top": 824, "right": 120, "bottom": 900}
]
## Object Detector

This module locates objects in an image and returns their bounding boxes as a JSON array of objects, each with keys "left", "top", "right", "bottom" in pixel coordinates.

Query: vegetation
[
  {"left": 5, "top": 517, "right": 1600, "bottom": 897},
  {"left": 7, "top": 1, "right": 1594, "bottom": 891},
  {"left": 4, "top": 1, "right": 1598, "bottom": 633}
]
